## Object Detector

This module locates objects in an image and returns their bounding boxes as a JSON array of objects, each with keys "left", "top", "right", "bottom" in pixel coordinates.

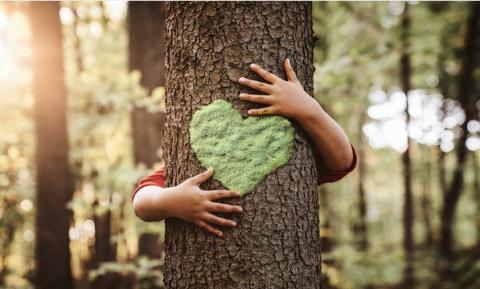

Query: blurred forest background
[{"left": 0, "top": 1, "right": 479, "bottom": 289}]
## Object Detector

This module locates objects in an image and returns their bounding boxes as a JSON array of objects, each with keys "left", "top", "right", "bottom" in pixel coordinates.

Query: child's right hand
[{"left": 133, "top": 167, "right": 243, "bottom": 237}]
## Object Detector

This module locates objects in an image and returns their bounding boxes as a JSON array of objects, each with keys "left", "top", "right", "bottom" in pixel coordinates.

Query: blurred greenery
[{"left": 0, "top": 2, "right": 479, "bottom": 289}]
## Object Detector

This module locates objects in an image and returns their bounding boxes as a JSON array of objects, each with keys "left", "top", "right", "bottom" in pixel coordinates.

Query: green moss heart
[{"left": 189, "top": 99, "right": 295, "bottom": 196}]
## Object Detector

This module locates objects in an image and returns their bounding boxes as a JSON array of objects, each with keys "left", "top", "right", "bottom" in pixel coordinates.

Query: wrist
[{"left": 296, "top": 97, "right": 324, "bottom": 125}]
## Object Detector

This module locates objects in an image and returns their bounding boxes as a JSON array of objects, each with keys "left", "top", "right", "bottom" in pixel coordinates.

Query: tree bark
[
  {"left": 440, "top": 2, "right": 480, "bottom": 259},
  {"left": 163, "top": 2, "right": 320, "bottom": 288},
  {"left": 30, "top": 2, "right": 74, "bottom": 289},
  {"left": 400, "top": 3, "right": 415, "bottom": 287}
]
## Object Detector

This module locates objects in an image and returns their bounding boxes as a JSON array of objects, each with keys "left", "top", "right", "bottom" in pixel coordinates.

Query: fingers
[
  {"left": 247, "top": 106, "right": 277, "bottom": 116},
  {"left": 249, "top": 63, "right": 281, "bottom": 83},
  {"left": 238, "top": 77, "right": 273, "bottom": 94},
  {"left": 195, "top": 220, "right": 223, "bottom": 237},
  {"left": 189, "top": 167, "right": 213, "bottom": 185},
  {"left": 284, "top": 58, "right": 300, "bottom": 84},
  {"left": 203, "top": 213, "right": 237, "bottom": 227},
  {"left": 207, "top": 201, "right": 243, "bottom": 213},
  {"left": 207, "top": 189, "right": 241, "bottom": 200},
  {"left": 239, "top": 93, "right": 273, "bottom": 105}
]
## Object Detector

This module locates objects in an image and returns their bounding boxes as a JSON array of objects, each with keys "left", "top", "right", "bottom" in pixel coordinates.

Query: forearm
[
  {"left": 297, "top": 102, "right": 354, "bottom": 171},
  {"left": 133, "top": 185, "right": 175, "bottom": 222}
]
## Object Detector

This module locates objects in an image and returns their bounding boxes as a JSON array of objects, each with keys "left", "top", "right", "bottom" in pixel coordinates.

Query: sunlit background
[{"left": 0, "top": 1, "right": 479, "bottom": 289}]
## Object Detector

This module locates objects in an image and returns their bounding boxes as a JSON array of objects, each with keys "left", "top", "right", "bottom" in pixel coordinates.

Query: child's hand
[
  {"left": 238, "top": 58, "right": 321, "bottom": 121},
  {"left": 168, "top": 168, "right": 242, "bottom": 237}
]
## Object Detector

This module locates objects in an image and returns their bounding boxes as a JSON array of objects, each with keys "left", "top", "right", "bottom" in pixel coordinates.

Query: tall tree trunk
[
  {"left": 421, "top": 147, "right": 434, "bottom": 244},
  {"left": 128, "top": 3, "right": 166, "bottom": 289},
  {"left": 440, "top": 2, "right": 480, "bottom": 259},
  {"left": 30, "top": 3, "right": 74, "bottom": 289},
  {"left": 356, "top": 112, "right": 369, "bottom": 251},
  {"left": 163, "top": 2, "right": 320, "bottom": 288},
  {"left": 474, "top": 153, "right": 480, "bottom": 243},
  {"left": 129, "top": 1, "right": 166, "bottom": 169},
  {"left": 400, "top": 3, "right": 415, "bottom": 287}
]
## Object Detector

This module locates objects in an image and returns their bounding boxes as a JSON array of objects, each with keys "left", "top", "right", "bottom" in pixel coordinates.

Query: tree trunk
[
  {"left": 355, "top": 112, "right": 369, "bottom": 251},
  {"left": 400, "top": 3, "right": 415, "bottom": 287},
  {"left": 128, "top": 1, "right": 166, "bottom": 261},
  {"left": 421, "top": 147, "right": 434, "bottom": 244},
  {"left": 474, "top": 153, "right": 480, "bottom": 242},
  {"left": 129, "top": 1, "right": 166, "bottom": 169},
  {"left": 440, "top": 2, "right": 479, "bottom": 259},
  {"left": 30, "top": 2, "right": 74, "bottom": 289},
  {"left": 163, "top": 2, "right": 320, "bottom": 288}
]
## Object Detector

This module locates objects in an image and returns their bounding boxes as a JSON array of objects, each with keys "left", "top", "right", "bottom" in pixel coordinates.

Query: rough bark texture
[
  {"left": 400, "top": 3, "right": 415, "bottom": 287},
  {"left": 128, "top": 1, "right": 166, "bottom": 261},
  {"left": 163, "top": 2, "right": 321, "bottom": 288},
  {"left": 440, "top": 2, "right": 479, "bottom": 259},
  {"left": 129, "top": 1, "right": 166, "bottom": 168},
  {"left": 30, "top": 2, "right": 74, "bottom": 289}
]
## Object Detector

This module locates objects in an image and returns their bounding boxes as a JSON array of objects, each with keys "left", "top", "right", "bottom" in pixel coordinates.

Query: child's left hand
[{"left": 238, "top": 58, "right": 321, "bottom": 122}]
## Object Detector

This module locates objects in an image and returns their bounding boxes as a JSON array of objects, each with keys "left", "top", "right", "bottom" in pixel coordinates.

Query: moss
[{"left": 189, "top": 100, "right": 295, "bottom": 196}]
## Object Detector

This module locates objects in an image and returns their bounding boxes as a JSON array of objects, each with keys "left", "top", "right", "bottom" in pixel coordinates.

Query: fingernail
[
  {"left": 250, "top": 63, "right": 256, "bottom": 68},
  {"left": 218, "top": 232, "right": 223, "bottom": 237},
  {"left": 238, "top": 77, "right": 245, "bottom": 82},
  {"left": 237, "top": 206, "right": 243, "bottom": 212},
  {"left": 239, "top": 93, "right": 245, "bottom": 98},
  {"left": 247, "top": 110, "right": 253, "bottom": 115},
  {"left": 231, "top": 221, "right": 237, "bottom": 226}
]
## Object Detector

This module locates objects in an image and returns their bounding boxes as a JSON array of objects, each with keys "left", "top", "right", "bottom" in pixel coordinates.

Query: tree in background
[
  {"left": 399, "top": 3, "right": 415, "bottom": 287},
  {"left": 30, "top": 2, "right": 74, "bottom": 289},
  {"left": 440, "top": 2, "right": 479, "bottom": 260},
  {"left": 163, "top": 2, "right": 321, "bottom": 288},
  {"left": 128, "top": 2, "right": 166, "bottom": 289}
]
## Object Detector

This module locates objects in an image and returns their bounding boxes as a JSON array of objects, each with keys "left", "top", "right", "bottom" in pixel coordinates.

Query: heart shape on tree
[{"left": 189, "top": 99, "right": 295, "bottom": 196}]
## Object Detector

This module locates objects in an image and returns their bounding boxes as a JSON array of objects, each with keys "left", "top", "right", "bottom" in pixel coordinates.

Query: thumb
[{"left": 190, "top": 167, "right": 213, "bottom": 185}]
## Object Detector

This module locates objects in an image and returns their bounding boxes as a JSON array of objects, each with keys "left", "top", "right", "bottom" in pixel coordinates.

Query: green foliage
[
  {"left": 89, "top": 256, "right": 164, "bottom": 288},
  {"left": 190, "top": 100, "right": 295, "bottom": 195}
]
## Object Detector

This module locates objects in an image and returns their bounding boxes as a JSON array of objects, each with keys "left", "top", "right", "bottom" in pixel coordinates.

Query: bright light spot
[
  {"left": 89, "top": 5, "right": 103, "bottom": 19},
  {"left": 441, "top": 130, "right": 455, "bottom": 143},
  {"left": 23, "top": 230, "right": 34, "bottom": 242},
  {"left": 444, "top": 116, "right": 458, "bottom": 129},
  {"left": 89, "top": 21, "right": 103, "bottom": 38},
  {"left": 467, "top": 120, "right": 480, "bottom": 133},
  {"left": 20, "top": 199, "right": 33, "bottom": 212},
  {"left": 369, "top": 89, "right": 387, "bottom": 104},
  {"left": 104, "top": 1, "right": 127, "bottom": 21},
  {"left": 441, "top": 141, "right": 455, "bottom": 153},
  {"left": 0, "top": 43, "right": 17, "bottom": 79},
  {"left": 59, "top": 7, "right": 74, "bottom": 25},
  {"left": 83, "top": 219, "right": 95, "bottom": 238},
  {"left": 408, "top": 91, "right": 423, "bottom": 118},
  {"left": 0, "top": 11, "right": 8, "bottom": 30},
  {"left": 69, "top": 227, "right": 80, "bottom": 240},
  {"left": 466, "top": 136, "right": 480, "bottom": 151}
]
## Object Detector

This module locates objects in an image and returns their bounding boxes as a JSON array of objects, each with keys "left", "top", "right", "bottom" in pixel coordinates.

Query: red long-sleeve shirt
[{"left": 131, "top": 146, "right": 357, "bottom": 201}]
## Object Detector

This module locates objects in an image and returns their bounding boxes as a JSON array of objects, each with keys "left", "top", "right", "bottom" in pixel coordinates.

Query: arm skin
[
  {"left": 133, "top": 167, "right": 243, "bottom": 237},
  {"left": 238, "top": 58, "right": 354, "bottom": 171}
]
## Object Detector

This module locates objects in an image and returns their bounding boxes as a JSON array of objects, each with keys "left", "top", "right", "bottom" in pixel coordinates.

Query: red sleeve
[
  {"left": 317, "top": 145, "right": 357, "bottom": 185},
  {"left": 131, "top": 167, "right": 166, "bottom": 202}
]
